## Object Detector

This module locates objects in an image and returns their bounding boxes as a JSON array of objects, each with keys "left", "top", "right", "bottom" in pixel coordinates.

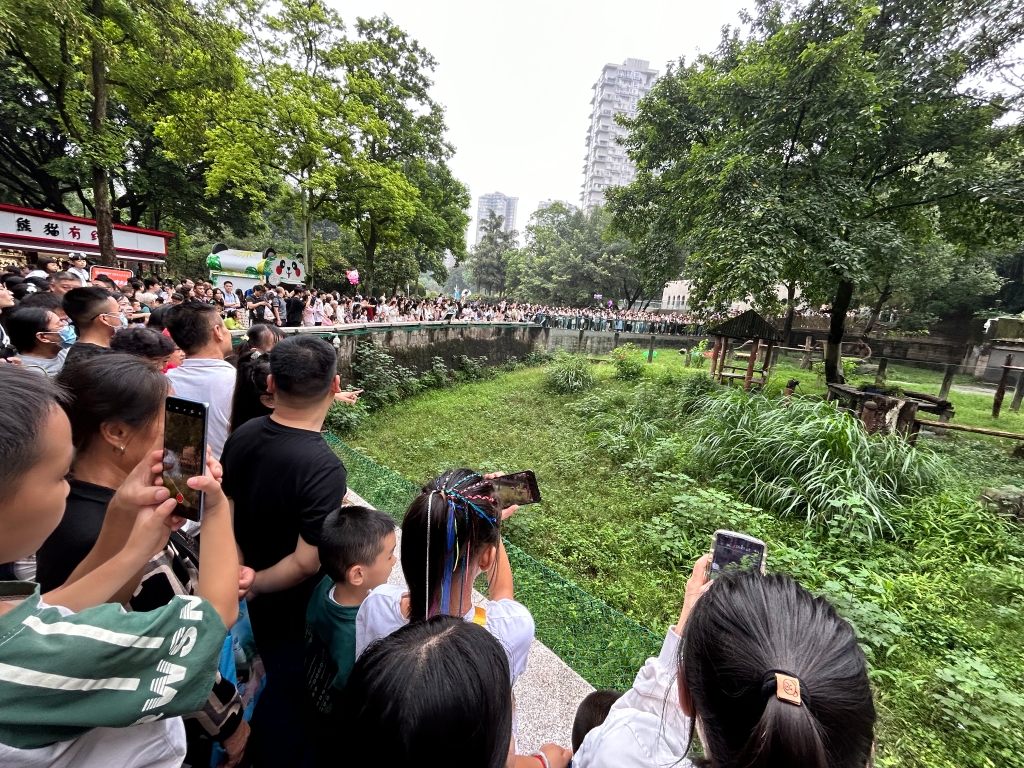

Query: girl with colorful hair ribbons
[{"left": 355, "top": 468, "right": 535, "bottom": 682}]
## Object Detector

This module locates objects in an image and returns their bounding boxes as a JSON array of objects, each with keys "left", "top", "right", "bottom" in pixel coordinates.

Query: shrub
[
  {"left": 453, "top": 355, "right": 493, "bottom": 382},
  {"left": 323, "top": 398, "right": 368, "bottom": 436},
  {"left": 353, "top": 341, "right": 420, "bottom": 410},
  {"left": 611, "top": 342, "right": 646, "bottom": 380},
  {"left": 543, "top": 353, "right": 595, "bottom": 394},
  {"left": 419, "top": 356, "right": 452, "bottom": 389},
  {"left": 522, "top": 348, "right": 554, "bottom": 367},
  {"left": 689, "top": 391, "right": 950, "bottom": 539}
]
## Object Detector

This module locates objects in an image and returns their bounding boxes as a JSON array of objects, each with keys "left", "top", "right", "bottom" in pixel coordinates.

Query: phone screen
[
  {"left": 710, "top": 532, "right": 765, "bottom": 580},
  {"left": 162, "top": 397, "right": 208, "bottom": 521},
  {"left": 487, "top": 471, "right": 542, "bottom": 508}
]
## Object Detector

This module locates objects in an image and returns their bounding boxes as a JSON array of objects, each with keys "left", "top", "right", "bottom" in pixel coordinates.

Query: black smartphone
[
  {"left": 487, "top": 471, "right": 542, "bottom": 508},
  {"left": 708, "top": 530, "right": 767, "bottom": 580},
  {"left": 162, "top": 396, "right": 209, "bottom": 522}
]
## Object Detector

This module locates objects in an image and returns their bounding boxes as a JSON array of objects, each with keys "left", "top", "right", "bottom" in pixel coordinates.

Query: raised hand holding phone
[{"left": 162, "top": 396, "right": 209, "bottom": 521}]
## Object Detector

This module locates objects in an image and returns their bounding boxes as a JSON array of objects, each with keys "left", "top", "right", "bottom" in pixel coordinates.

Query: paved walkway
[{"left": 346, "top": 491, "right": 595, "bottom": 752}]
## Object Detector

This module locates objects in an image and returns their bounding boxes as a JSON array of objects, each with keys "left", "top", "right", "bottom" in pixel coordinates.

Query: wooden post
[
  {"left": 647, "top": 334, "right": 655, "bottom": 363},
  {"left": 800, "top": 336, "right": 813, "bottom": 370},
  {"left": 613, "top": 331, "right": 620, "bottom": 350},
  {"left": 719, "top": 339, "right": 730, "bottom": 382},
  {"left": 744, "top": 338, "right": 760, "bottom": 390},
  {"left": 937, "top": 364, "right": 956, "bottom": 401},
  {"left": 993, "top": 354, "right": 1013, "bottom": 418},
  {"left": 875, "top": 358, "right": 888, "bottom": 387},
  {"left": 683, "top": 343, "right": 692, "bottom": 368},
  {"left": 709, "top": 337, "right": 720, "bottom": 378},
  {"left": 1011, "top": 372, "right": 1024, "bottom": 414},
  {"left": 578, "top": 327, "right": 585, "bottom": 354}
]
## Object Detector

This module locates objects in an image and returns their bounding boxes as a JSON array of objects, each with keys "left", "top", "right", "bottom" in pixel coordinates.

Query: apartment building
[
  {"left": 580, "top": 58, "right": 658, "bottom": 209},
  {"left": 475, "top": 192, "right": 518, "bottom": 244}
]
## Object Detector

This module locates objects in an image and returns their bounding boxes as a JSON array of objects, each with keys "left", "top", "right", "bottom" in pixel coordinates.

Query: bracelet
[{"left": 531, "top": 752, "right": 551, "bottom": 768}]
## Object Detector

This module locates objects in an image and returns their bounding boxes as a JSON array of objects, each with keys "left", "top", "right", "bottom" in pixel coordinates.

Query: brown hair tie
[{"left": 761, "top": 670, "right": 804, "bottom": 706}]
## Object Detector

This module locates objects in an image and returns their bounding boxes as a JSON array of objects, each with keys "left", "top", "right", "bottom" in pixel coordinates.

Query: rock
[
  {"left": 978, "top": 487, "right": 1024, "bottom": 524},
  {"left": 857, "top": 363, "right": 879, "bottom": 375}
]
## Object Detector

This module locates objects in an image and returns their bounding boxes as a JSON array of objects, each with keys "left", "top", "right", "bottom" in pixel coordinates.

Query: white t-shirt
[
  {"left": 18, "top": 349, "right": 68, "bottom": 378},
  {"left": 573, "top": 628, "right": 693, "bottom": 768},
  {"left": 356, "top": 583, "right": 535, "bottom": 681},
  {"left": 165, "top": 358, "right": 237, "bottom": 459}
]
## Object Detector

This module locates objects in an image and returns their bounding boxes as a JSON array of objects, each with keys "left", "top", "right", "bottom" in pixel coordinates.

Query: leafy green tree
[
  {"left": 0, "top": 0, "right": 250, "bottom": 262},
  {"left": 609, "top": 0, "right": 1024, "bottom": 381},
  {"left": 469, "top": 210, "right": 517, "bottom": 297},
  {"left": 329, "top": 16, "right": 468, "bottom": 295}
]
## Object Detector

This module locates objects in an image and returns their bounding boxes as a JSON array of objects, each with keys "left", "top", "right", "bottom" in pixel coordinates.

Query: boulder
[{"left": 978, "top": 487, "right": 1024, "bottom": 524}]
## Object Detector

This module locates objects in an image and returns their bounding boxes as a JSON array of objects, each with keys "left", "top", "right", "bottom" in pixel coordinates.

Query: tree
[
  {"left": 609, "top": 0, "right": 1024, "bottom": 381},
  {"left": 505, "top": 204, "right": 680, "bottom": 308},
  {"left": 468, "top": 210, "right": 518, "bottom": 296},
  {"left": 0, "top": 0, "right": 251, "bottom": 262},
  {"left": 329, "top": 16, "right": 467, "bottom": 295}
]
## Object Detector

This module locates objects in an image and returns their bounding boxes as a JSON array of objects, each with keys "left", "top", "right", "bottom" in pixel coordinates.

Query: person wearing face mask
[
  {"left": 62, "top": 286, "right": 124, "bottom": 366},
  {"left": 3, "top": 307, "right": 72, "bottom": 376}
]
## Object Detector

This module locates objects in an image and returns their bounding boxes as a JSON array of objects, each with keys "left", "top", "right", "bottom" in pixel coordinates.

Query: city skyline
[{"left": 336, "top": 0, "right": 752, "bottom": 244}]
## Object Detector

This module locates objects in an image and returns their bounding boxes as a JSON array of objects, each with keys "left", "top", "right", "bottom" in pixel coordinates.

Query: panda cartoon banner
[{"left": 206, "top": 244, "right": 307, "bottom": 288}]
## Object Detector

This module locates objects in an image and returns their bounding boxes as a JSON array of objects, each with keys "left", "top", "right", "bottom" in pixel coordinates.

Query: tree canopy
[{"left": 609, "top": 0, "right": 1024, "bottom": 380}]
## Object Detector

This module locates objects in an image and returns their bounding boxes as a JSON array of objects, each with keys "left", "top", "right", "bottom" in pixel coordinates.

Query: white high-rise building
[
  {"left": 581, "top": 58, "right": 658, "bottom": 209},
  {"left": 536, "top": 199, "right": 577, "bottom": 214},
  {"left": 475, "top": 192, "right": 518, "bottom": 244}
]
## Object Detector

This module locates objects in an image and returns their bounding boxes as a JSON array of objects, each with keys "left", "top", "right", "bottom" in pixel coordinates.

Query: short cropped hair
[
  {"left": 319, "top": 505, "right": 395, "bottom": 583},
  {"left": 0, "top": 365, "right": 67, "bottom": 503},
  {"left": 269, "top": 335, "right": 337, "bottom": 401},
  {"left": 110, "top": 326, "right": 176, "bottom": 360},
  {"left": 63, "top": 286, "right": 113, "bottom": 328},
  {"left": 572, "top": 690, "right": 623, "bottom": 752},
  {"left": 165, "top": 302, "right": 221, "bottom": 355},
  {"left": 19, "top": 291, "right": 64, "bottom": 312}
]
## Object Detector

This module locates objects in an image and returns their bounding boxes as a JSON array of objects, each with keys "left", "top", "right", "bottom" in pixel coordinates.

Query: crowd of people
[{"left": 0, "top": 256, "right": 878, "bottom": 768}]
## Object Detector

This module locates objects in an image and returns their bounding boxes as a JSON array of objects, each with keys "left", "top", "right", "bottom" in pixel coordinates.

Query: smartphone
[
  {"left": 162, "top": 396, "right": 209, "bottom": 522},
  {"left": 707, "top": 530, "right": 767, "bottom": 580},
  {"left": 477, "top": 471, "right": 542, "bottom": 508}
]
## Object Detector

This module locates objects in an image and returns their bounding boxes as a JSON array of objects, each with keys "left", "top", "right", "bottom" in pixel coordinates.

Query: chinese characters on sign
[{"left": 0, "top": 207, "right": 167, "bottom": 257}]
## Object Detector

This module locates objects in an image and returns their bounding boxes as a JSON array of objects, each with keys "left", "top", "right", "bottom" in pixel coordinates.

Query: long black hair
[
  {"left": 338, "top": 615, "right": 513, "bottom": 768},
  {"left": 681, "top": 570, "right": 875, "bottom": 768},
  {"left": 401, "top": 469, "right": 502, "bottom": 622},
  {"left": 230, "top": 349, "right": 273, "bottom": 432},
  {"left": 55, "top": 353, "right": 169, "bottom": 450}
]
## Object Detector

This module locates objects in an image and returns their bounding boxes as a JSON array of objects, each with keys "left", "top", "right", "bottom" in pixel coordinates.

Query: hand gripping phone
[
  {"left": 162, "top": 396, "right": 209, "bottom": 522},
  {"left": 476, "top": 471, "right": 542, "bottom": 509},
  {"left": 707, "top": 530, "right": 767, "bottom": 580}
]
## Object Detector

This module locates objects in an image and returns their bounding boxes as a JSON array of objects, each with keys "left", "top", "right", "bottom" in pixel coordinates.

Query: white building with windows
[
  {"left": 581, "top": 58, "right": 658, "bottom": 209},
  {"left": 535, "top": 199, "right": 577, "bottom": 214},
  {"left": 474, "top": 192, "right": 518, "bottom": 244}
]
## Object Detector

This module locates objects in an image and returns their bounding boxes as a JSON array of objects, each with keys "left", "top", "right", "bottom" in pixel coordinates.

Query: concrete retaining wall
[
  {"left": 234, "top": 322, "right": 549, "bottom": 385},
  {"left": 546, "top": 328, "right": 702, "bottom": 356}
]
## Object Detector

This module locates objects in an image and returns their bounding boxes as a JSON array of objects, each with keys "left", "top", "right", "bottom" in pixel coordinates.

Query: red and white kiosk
[{"left": 0, "top": 203, "right": 174, "bottom": 276}]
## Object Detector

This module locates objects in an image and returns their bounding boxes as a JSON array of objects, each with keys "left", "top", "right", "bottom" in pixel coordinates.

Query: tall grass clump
[
  {"left": 690, "top": 391, "right": 951, "bottom": 539},
  {"left": 543, "top": 353, "right": 596, "bottom": 394}
]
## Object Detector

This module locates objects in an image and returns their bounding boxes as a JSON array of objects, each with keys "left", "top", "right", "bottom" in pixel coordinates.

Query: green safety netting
[{"left": 324, "top": 432, "right": 662, "bottom": 690}]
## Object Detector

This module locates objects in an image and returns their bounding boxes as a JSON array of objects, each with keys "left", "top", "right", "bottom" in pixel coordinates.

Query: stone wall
[
  {"left": 236, "top": 322, "right": 549, "bottom": 385},
  {"left": 546, "top": 328, "right": 701, "bottom": 356}
]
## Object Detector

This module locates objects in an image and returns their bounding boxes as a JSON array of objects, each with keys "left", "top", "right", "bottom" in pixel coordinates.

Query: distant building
[
  {"left": 475, "top": 192, "right": 518, "bottom": 244},
  {"left": 536, "top": 199, "right": 577, "bottom": 214},
  {"left": 581, "top": 58, "right": 658, "bottom": 209}
]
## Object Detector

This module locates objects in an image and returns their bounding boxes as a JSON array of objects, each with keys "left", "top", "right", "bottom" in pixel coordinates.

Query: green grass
[{"left": 344, "top": 354, "right": 1024, "bottom": 768}]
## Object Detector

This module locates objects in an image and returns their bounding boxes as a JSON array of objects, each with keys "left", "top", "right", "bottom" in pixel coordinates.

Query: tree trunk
[
  {"left": 363, "top": 226, "right": 377, "bottom": 296},
  {"left": 863, "top": 279, "right": 891, "bottom": 336},
  {"left": 825, "top": 279, "right": 854, "bottom": 383},
  {"left": 302, "top": 187, "right": 312, "bottom": 288},
  {"left": 783, "top": 281, "right": 796, "bottom": 345},
  {"left": 90, "top": 0, "right": 116, "bottom": 266}
]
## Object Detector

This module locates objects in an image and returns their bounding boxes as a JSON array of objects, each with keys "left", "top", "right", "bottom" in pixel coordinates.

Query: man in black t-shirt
[
  {"left": 285, "top": 288, "right": 305, "bottom": 327},
  {"left": 221, "top": 335, "right": 347, "bottom": 768}
]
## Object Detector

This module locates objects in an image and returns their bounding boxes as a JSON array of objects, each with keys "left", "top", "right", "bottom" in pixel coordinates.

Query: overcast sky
[{"left": 334, "top": 0, "right": 752, "bottom": 243}]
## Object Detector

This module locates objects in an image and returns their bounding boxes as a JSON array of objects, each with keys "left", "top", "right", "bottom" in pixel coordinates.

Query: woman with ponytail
[
  {"left": 355, "top": 469, "right": 536, "bottom": 682},
  {"left": 574, "top": 555, "right": 876, "bottom": 768}
]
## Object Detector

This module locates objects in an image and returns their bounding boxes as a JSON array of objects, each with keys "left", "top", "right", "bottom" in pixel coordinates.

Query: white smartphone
[{"left": 707, "top": 529, "right": 767, "bottom": 580}]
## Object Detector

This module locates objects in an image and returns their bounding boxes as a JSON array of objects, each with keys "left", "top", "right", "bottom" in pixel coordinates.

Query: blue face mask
[
  {"left": 118, "top": 313, "right": 129, "bottom": 329},
  {"left": 59, "top": 325, "right": 78, "bottom": 345}
]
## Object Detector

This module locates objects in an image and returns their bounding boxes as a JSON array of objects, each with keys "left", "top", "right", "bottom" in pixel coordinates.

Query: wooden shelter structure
[{"left": 707, "top": 310, "right": 784, "bottom": 390}]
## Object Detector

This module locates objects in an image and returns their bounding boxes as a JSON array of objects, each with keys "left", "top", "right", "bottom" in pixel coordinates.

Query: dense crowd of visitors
[{"left": 0, "top": 256, "right": 877, "bottom": 768}]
